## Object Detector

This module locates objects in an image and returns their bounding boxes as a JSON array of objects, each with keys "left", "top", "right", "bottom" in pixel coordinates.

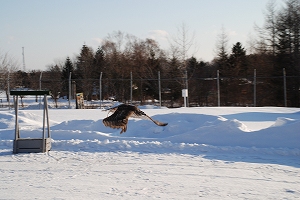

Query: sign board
[
  {"left": 182, "top": 89, "right": 188, "bottom": 97},
  {"left": 76, "top": 93, "right": 84, "bottom": 109}
]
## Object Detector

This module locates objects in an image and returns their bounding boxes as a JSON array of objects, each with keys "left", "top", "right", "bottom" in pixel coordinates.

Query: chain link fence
[{"left": 1, "top": 69, "right": 299, "bottom": 108}]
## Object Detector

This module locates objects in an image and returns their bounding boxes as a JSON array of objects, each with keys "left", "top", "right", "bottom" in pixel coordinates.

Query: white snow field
[{"left": 0, "top": 98, "right": 300, "bottom": 199}]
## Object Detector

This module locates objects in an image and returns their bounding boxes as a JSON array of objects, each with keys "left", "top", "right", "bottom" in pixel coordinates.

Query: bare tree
[
  {"left": 0, "top": 51, "right": 19, "bottom": 101},
  {"left": 255, "top": 0, "right": 278, "bottom": 55},
  {"left": 169, "top": 23, "right": 198, "bottom": 70},
  {"left": 0, "top": 51, "right": 19, "bottom": 72},
  {"left": 107, "top": 30, "right": 126, "bottom": 53},
  {"left": 168, "top": 23, "right": 198, "bottom": 106},
  {"left": 44, "top": 65, "right": 63, "bottom": 108}
]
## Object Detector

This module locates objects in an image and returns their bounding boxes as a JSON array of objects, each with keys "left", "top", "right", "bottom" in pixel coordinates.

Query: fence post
[
  {"left": 283, "top": 68, "right": 287, "bottom": 107},
  {"left": 7, "top": 73, "right": 10, "bottom": 110},
  {"left": 158, "top": 71, "right": 161, "bottom": 108},
  {"left": 68, "top": 72, "right": 72, "bottom": 109},
  {"left": 217, "top": 70, "right": 220, "bottom": 107},
  {"left": 39, "top": 72, "right": 43, "bottom": 109},
  {"left": 130, "top": 72, "right": 133, "bottom": 105},
  {"left": 99, "top": 72, "right": 102, "bottom": 108},
  {"left": 254, "top": 69, "right": 256, "bottom": 107},
  {"left": 185, "top": 70, "right": 189, "bottom": 107}
]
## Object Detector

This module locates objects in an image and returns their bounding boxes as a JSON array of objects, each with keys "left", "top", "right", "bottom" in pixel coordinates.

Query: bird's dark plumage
[{"left": 103, "top": 104, "right": 168, "bottom": 133}]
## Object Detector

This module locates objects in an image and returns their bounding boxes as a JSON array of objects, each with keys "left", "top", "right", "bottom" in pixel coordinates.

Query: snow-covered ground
[{"left": 0, "top": 97, "right": 299, "bottom": 199}]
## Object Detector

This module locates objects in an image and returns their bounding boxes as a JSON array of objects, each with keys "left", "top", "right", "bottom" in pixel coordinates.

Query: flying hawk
[{"left": 103, "top": 104, "right": 168, "bottom": 134}]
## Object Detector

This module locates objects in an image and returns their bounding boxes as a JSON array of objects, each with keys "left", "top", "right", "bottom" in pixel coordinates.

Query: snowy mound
[{"left": 1, "top": 107, "right": 299, "bottom": 151}]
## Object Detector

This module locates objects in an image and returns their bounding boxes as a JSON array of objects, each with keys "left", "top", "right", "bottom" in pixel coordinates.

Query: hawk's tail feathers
[
  {"left": 145, "top": 115, "right": 168, "bottom": 126},
  {"left": 153, "top": 120, "right": 168, "bottom": 126}
]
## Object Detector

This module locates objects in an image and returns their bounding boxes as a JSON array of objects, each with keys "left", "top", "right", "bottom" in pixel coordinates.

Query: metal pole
[
  {"left": 217, "top": 70, "right": 220, "bottom": 107},
  {"left": 68, "top": 72, "right": 72, "bottom": 109},
  {"left": 158, "top": 71, "right": 162, "bottom": 108},
  {"left": 99, "top": 72, "right": 103, "bottom": 108},
  {"left": 254, "top": 69, "right": 256, "bottom": 107},
  {"left": 13, "top": 95, "right": 19, "bottom": 153},
  {"left": 14, "top": 96, "right": 19, "bottom": 139},
  {"left": 45, "top": 94, "right": 50, "bottom": 138},
  {"left": 283, "top": 68, "right": 287, "bottom": 107},
  {"left": 22, "top": 47, "right": 26, "bottom": 71},
  {"left": 39, "top": 72, "right": 42, "bottom": 90},
  {"left": 184, "top": 96, "right": 187, "bottom": 107},
  {"left": 39, "top": 72, "right": 43, "bottom": 109},
  {"left": 7, "top": 73, "right": 10, "bottom": 110},
  {"left": 185, "top": 70, "right": 189, "bottom": 107},
  {"left": 130, "top": 71, "right": 133, "bottom": 105},
  {"left": 42, "top": 94, "right": 46, "bottom": 152}
]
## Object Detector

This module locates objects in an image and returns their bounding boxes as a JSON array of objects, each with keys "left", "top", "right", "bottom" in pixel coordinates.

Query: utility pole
[{"left": 22, "top": 47, "right": 26, "bottom": 71}]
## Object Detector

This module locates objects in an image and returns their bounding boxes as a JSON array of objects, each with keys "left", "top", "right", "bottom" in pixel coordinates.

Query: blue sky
[{"left": 1, "top": 0, "right": 284, "bottom": 71}]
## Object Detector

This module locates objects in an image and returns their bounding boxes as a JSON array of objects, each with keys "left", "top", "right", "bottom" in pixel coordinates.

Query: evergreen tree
[
  {"left": 229, "top": 42, "right": 250, "bottom": 105},
  {"left": 94, "top": 47, "right": 105, "bottom": 77},
  {"left": 164, "top": 57, "right": 182, "bottom": 106},
  {"left": 62, "top": 57, "right": 73, "bottom": 80},
  {"left": 75, "top": 44, "right": 95, "bottom": 100},
  {"left": 275, "top": 0, "right": 300, "bottom": 106},
  {"left": 229, "top": 42, "right": 247, "bottom": 76},
  {"left": 61, "top": 57, "right": 74, "bottom": 97}
]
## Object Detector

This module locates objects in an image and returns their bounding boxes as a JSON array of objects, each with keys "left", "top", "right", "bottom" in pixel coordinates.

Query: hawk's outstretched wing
[{"left": 103, "top": 104, "right": 168, "bottom": 134}]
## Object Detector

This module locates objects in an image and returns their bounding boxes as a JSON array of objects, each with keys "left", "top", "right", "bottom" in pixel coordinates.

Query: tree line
[{"left": 1, "top": 0, "right": 300, "bottom": 107}]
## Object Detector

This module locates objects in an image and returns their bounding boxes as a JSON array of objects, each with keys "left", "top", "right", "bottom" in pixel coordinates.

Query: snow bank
[{"left": 0, "top": 106, "right": 299, "bottom": 154}]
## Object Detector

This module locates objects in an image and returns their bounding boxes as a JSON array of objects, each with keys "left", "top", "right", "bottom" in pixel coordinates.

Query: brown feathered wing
[{"left": 103, "top": 104, "right": 168, "bottom": 134}]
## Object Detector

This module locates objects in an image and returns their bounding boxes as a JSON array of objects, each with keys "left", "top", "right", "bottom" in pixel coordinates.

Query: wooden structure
[{"left": 10, "top": 90, "right": 51, "bottom": 153}]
